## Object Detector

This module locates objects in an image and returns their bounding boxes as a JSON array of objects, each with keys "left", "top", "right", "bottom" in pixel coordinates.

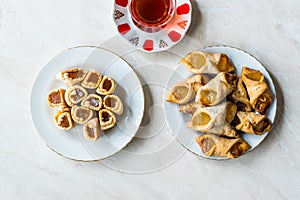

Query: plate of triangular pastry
[
  {"left": 30, "top": 46, "right": 144, "bottom": 161},
  {"left": 164, "top": 46, "right": 277, "bottom": 159}
]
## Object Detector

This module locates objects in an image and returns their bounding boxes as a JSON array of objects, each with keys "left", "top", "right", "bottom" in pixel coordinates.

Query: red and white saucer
[{"left": 113, "top": 0, "right": 192, "bottom": 52}]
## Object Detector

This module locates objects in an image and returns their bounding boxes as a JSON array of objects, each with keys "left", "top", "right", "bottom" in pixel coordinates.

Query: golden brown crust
[
  {"left": 229, "top": 78, "right": 252, "bottom": 112},
  {"left": 65, "top": 85, "right": 88, "bottom": 107},
  {"left": 83, "top": 118, "right": 101, "bottom": 140},
  {"left": 195, "top": 72, "right": 237, "bottom": 106},
  {"left": 96, "top": 76, "right": 116, "bottom": 95},
  {"left": 235, "top": 111, "right": 271, "bottom": 135},
  {"left": 81, "top": 70, "right": 102, "bottom": 89},
  {"left": 56, "top": 68, "right": 86, "bottom": 86},
  {"left": 71, "top": 106, "right": 93, "bottom": 124},
  {"left": 81, "top": 94, "right": 103, "bottom": 111},
  {"left": 241, "top": 67, "right": 272, "bottom": 114},
  {"left": 103, "top": 95, "right": 123, "bottom": 115},
  {"left": 53, "top": 107, "right": 74, "bottom": 130},
  {"left": 195, "top": 134, "right": 251, "bottom": 158},
  {"left": 181, "top": 51, "right": 235, "bottom": 74},
  {"left": 186, "top": 102, "right": 239, "bottom": 138},
  {"left": 47, "top": 88, "right": 67, "bottom": 108},
  {"left": 99, "top": 109, "right": 116, "bottom": 130},
  {"left": 166, "top": 81, "right": 196, "bottom": 104},
  {"left": 185, "top": 74, "right": 210, "bottom": 93}
]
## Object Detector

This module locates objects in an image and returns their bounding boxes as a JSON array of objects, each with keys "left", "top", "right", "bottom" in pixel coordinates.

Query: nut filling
[
  {"left": 71, "top": 89, "right": 85, "bottom": 101},
  {"left": 105, "top": 97, "right": 117, "bottom": 108},
  {"left": 50, "top": 91, "right": 61, "bottom": 104},
  {"left": 103, "top": 79, "right": 112, "bottom": 91},
  {"left": 102, "top": 111, "right": 110, "bottom": 122},
  {"left": 89, "top": 98, "right": 99, "bottom": 107},
  {"left": 60, "top": 115, "right": 70, "bottom": 128},
  {"left": 87, "top": 73, "right": 99, "bottom": 83},
  {"left": 77, "top": 108, "right": 90, "bottom": 119},
  {"left": 87, "top": 126, "right": 95, "bottom": 138},
  {"left": 67, "top": 70, "right": 85, "bottom": 79}
]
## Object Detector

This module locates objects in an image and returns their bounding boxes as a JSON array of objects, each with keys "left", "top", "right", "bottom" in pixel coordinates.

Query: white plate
[
  {"left": 164, "top": 46, "right": 277, "bottom": 159},
  {"left": 113, "top": 0, "right": 192, "bottom": 52},
  {"left": 30, "top": 46, "right": 144, "bottom": 161}
]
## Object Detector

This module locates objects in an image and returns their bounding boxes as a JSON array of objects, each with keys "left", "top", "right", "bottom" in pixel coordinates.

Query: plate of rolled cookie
[
  {"left": 30, "top": 46, "right": 144, "bottom": 161},
  {"left": 164, "top": 46, "right": 277, "bottom": 159}
]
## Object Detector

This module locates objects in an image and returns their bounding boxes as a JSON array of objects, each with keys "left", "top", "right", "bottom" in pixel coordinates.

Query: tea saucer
[{"left": 113, "top": 0, "right": 192, "bottom": 52}]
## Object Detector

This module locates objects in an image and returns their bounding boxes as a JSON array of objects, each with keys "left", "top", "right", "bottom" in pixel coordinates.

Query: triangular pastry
[
  {"left": 47, "top": 88, "right": 67, "bottom": 108},
  {"left": 71, "top": 105, "right": 93, "bottom": 124},
  {"left": 81, "top": 94, "right": 102, "bottom": 111},
  {"left": 65, "top": 85, "right": 88, "bottom": 107},
  {"left": 96, "top": 76, "right": 116, "bottom": 95},
  {"left": 234, "top": 111, "right": 271, "bottom": 135},
  {"left": 103, "top": 95, "right": 123, "bottom": 115},
  {"left": 99, "top": 109, "right": 116, "bottom": 130},
  {"left": 181, "top": 51, "right": 235, "bottom": 74},
  {"left": 83, "top": 118, "right": 101, "bottom": 140},
  {"left": 195, "top": 72, "right": 238, "bottom": 106},
  {"left": 229, "top": 78, "right": 252, "bottom": 112},
  {"left": 56, "top": 68, "right": 86, "bottom": 86},
  {"left": 81, "top": 70, "right": 102, "bottom": 89},
  {"left": 241, "top": 67, "right": 272, "bottom": 114},
  {"left": 195, "top": 134, "right": 251, "bottom": 158},
  {"left": 179, "top": 102, "right": 205, "bottom": 115},
  {"left": 53, "top": 107, "right": 74, "bottom": 130},
  {"left": 166, "top": 81, "right": 195, "bottom": 104},
  {"left": 186, "top": 102, "right": 239, "bottom": 138},
  {"left": 185, "top": 74, "right": 210, "bottom": 93}
]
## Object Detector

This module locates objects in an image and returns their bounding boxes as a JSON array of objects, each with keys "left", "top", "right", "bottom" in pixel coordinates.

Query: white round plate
[
  {"left": 30, "top": 46, "right": 144, "bottom": 161},
  {"left": 113, "top": 0, "right": 192, "bottom": 52},
  {"left": 164, "top": 46, "right": 277, "bottom": 160}
]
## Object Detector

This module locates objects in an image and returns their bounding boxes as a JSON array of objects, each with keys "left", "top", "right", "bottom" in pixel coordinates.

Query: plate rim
[
  {"left": 29, "top": 45, "right": 145, "bottom": 162},
  {"left": 163, "top": 45, "right": 278, "bottom": 160}
]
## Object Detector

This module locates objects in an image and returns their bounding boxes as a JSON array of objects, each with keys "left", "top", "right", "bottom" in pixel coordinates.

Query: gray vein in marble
[
  {"left": 240, "top": 166, "right": 287, "bottom": 200},
  {"left": 18, "top": 156, "right": 73, "bottom": 183}
]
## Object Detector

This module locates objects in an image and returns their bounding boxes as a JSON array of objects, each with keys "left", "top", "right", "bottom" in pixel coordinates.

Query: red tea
[{"left": 130, "top": 0, "right": 174, "bottom": 26}]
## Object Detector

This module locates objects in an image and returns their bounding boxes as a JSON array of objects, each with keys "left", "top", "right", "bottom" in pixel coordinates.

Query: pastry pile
[
  {"left": 166, "top": 51, "right": 273, "bottom": 159},
  {"left": 47, "top": 68, "right": 123, "bottom": 141}
]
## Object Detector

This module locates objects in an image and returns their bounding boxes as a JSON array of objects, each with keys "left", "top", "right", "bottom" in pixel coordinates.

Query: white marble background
[{"left": 1, "top": 0, "right": 300, "bottom": 199}]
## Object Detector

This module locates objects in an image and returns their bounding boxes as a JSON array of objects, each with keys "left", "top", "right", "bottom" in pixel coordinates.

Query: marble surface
[{"left": 1, "top": 0, "right": 300, "bottom": 199}]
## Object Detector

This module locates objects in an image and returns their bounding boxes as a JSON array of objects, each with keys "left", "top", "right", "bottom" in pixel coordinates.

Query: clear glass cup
[{"left": 129, "top": 0, "right": 176, "bottom": 33}]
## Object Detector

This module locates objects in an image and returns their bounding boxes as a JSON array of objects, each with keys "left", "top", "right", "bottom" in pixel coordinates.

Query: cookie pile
[{"left": 47, "top": 68, "right": 123, "bottom": 141}]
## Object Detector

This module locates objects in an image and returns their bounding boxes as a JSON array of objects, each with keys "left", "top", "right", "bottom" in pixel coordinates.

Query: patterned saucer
[{"left": 113, "top": 0, "right": 192, "bottom": 52}]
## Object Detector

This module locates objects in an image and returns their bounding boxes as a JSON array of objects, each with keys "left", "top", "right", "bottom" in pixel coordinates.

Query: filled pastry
[
  {"left": 71, "top": 105, "right": 93, "bottom": 124},
  {"left": 241, "top": 67, "right": 272, "bottom": 114},
  {"left": 81, "top": 70, "right": 102, "bottom": 89},
  {"left": 233, "top": 111, "right": 272, "bottom": 135},
  {"left": 53, "top": 107, "right": 74, "bottom": 130},
  {"left": 65, "top": 85, "right": 88, "bottom": 107},
  {"left": 229, "top": 78, "right": 252, "bottom": 112},
  {"left": 195, "top": 72, "right": 238, "bottom": 106},
  {"left": 47, "top": 88, "right": 67, "bottom": 108},
  {"left": 103, "top": 95, "right": 123, "bottom": 115},
  {"left": 99, "top": 109, "right": 116, "bottom": 130},
  {"left": 181, "top": 51, "right": 235, "bottom": 74},
  {"left": 81, "top": 94, "right": 102, "bottom": 111},
  {"left": 83, "top": 118, "right": 101, "bottom": 141},
  {"left": 96, "top": 76, "right": 116, "bottom": 95},
  {"left": 185, "top": 102, "right": 239, "bottom": 138},
  {"left": 185, "top": 74, "right": 210, "bottom": 93},
  {"left": 179, "top": 102, "right": 205, "bottom": 115},
  {"left": 195, "top": 134, "right": 251, "bottom": 158},
  {"left": 166, "top": 81, "right": 195, "bottom": 104},
  {"left": 56, "top": 68, "right": 86, "bottom": 86},
  {"left": 226, "top": 101, "right": 237, "bottom": 124}
]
